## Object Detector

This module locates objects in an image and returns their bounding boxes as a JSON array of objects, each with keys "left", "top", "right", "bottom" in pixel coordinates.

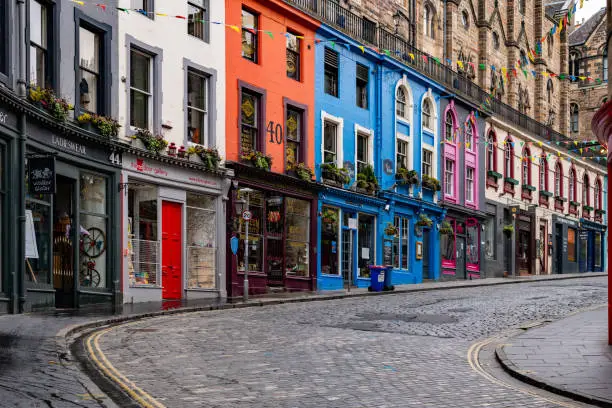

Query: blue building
[{"left": 314, "top": 23, "right": 445, "bottom": 291}]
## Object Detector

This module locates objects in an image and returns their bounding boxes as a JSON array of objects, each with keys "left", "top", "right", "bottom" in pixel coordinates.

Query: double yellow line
[{"left": 86, "top": 326, "right": 166, "bottom": 408}]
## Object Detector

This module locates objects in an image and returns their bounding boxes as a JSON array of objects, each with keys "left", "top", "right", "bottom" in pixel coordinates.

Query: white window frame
[
  {"left": 422, "top": 146, "right": 434, "bottom": 178},
  {"left": 395, "top": 77, "right": 414, "bottom": 124},
  {"left": 421, "top": 90, "right": 438, "bottom": 135},
  {"left": 186, "top": 69, "right": 209, "bottom": 147},
  {"left": 356, "top": 213, "right": 376, "bottom": 278},
  {"left": 419, "top": 90, "right": 439, "bottom": 181},
  {"left": 354, "top": 124, "right": 374, "bottom": 174},
  {"left": 445, "top": 159, "right": 454, "bottom": 197},
  {"left": 321, "top": 206, "right": 342, "bottom": 276},
  {"left": 393, "top": 215, "right": 410, "bottom": 271},
  {"left": 466, "top": 166, "right": 474, "bottom": 203},
  {"left": 130, "top": 48, "right": 154, "bottom": 131},
  {"left": 321, "top": 111, "right": 344, "bottom": 169},
  {"left": 396, "top": 138, "right": 409, "bottom": 171}
]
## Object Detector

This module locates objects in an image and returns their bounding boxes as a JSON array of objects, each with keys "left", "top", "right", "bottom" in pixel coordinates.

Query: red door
[{"left": 162, "top": 201, "right": 182, "bottom": 299}]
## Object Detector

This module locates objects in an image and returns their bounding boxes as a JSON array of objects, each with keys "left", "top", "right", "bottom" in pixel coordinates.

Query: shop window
[
  {"left": 484, "top": 217, "right": 495, "bottom": 260},
  {"left": 130, "top": 48, "right": 153, "bottom": 130},
  {"left": 594, "top": 233, "right": 602, "bottom": 268},
  {"left": 25, "top": 157, "right": 51, "bottom": 286},
  {"left": 188, "top": 0, "right": 209, "bottom": 42},
  {"left": 321, "top": 206, "right": 340, "bottom": 275},
  {"left": 356, "top": 63, "right": 369, "bottom": 109},
  {"left": 240, "top": 88, "right": 262, "bottom": 153},
  {"left": 29, "top": 0, "right": 51, "bottom": 88},
  {"left": 422, "top": 99, "right": 433, "bottom": 131},
  {"left": 444, "top": 159, "right": 454, "bottom": 197},
  {"left": 324, "top": 48, "right": 339, "bottom": 97},
  {"left": 357, "top": 214, "right": 375, "bottom": 278},
  {"left": 127, "top": 183, "right": 160, "bottom": 287},
  {"left": 567, "top": 228, "right": 576, "bottom": 262},
  {"left": 285, "top": 198, "right": 310, "bottom": 277},
  {"left": 286, "top": 31, "right": 300, "bottom": 80},
  {"left": 466, "top": 220, "right": 479, "bottom": 269},
  {"left": 236, "top": 189, "right": 264, "bottom": 274},
  {"left": 241, "top": 8, "right": 258, "bottom": 63},
  {"left": 79, "top": 173, "right": 108, "bottom": 289},
  {"left": 356, "top": 132, "right": 370, "bottom": 173},
  {"left": 466, "top": 167, "right": 474, "bottom": 202},
  {"left": 323, "top": 120, "right": 338, "bottom": 164},
  {"left": 286, "top": 106, "right": 303, "bottom": 171},
  {"left": 187, "top": 69, "right": 209, "bottom": 145},
  {"left": 392, "top": 216, "right": 409, "bottom": 270},
  {"left": 78, "top": 26, "right": 101, "bottom": 114},
  {"left": 186, "top": 192, "right": 216, "bottom": 289},
  {"left": 396, "top": 138, "right": 408, "bottom": 171},
  {"left": 131, "top": 0, "right": 153, "bottom": 18},
  {"left": 441, "top": 218, "right": 455, "bottom": 265},
  {"left": 422, "top": 149, "right": 432, "bottom": 177}
]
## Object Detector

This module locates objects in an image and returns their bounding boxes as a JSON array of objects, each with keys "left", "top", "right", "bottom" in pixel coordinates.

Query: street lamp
[{"left": 236, "top": 188, "right": 253, "bottom": 301}]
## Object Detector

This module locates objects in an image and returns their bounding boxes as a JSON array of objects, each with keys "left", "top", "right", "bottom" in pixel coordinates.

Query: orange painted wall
[{"left": 225, "top": 0, "right": 319, "bottom": 174}]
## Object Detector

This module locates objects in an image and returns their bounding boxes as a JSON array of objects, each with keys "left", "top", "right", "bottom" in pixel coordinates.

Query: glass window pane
[
  {"left": 484, "top": 218, "right": 495, "bottom": 260},
  {"left": 30, "top": 1, "right": 46, "bottom": 47},
  {"left": 567, "top": 228, "right": 576, "bottom": 262},
  {"left": 241, "top": 92, "right": 257, "bottom": 126},
  {"left": 130, "top": 51, "right": 150, "bottom": 92},
  {"left": 321, "top": 206, "right": 339, "bottom": 275},
  {"left": 30, "top": 45, "right": 45, "bottom": 88},
  {"left": 130, "top": 90, "right": 149, "bottom": 128},
  {"left": 25, "top": 201, "right": 51, "bottom": 284},
  {"left": 466, "top": 223, "right": 479, "bottom": 266},
  {"left": 186, "top": 197, "right": 216, "bottom": 289},
  {"left": 287, "top": 109, "right": 301, "bottom": 141},
  {"left": 80, "top": 69, "right": 98, "bottom": 113},
  {"left": 357, "top": 214, "right": 375, "bottom": 278},
  {"left": 236, "top": 189, "right": 264, "bottom": 273},
  {"left": 80, "top": 173, "right": 106, "bottom": 214},
  {"left": 79, "top": 27, "right": 99, "bottom": 73},
  {"left": 188, "top": 2, "right": 208, "bottom": 40},
  {"left": 128, "top": 184, "right": 160, "bottom": 287},
  {"left": 188, "top": 71, "right": 207, "bottom": 111},
  {"left": 79, "top": 214, "right": 108, "bottom": 288},
  {"left": 595, "top": 234, "right": 602, "bottom": 267},
  {"left": 286, "top": 198, "right": 310, "bottom": 277}
]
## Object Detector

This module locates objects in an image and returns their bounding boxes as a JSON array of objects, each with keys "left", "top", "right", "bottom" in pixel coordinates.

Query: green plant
[
  {"left": 384, "top": 222, "right": 398, "bottom": 236},
  {"left": 77, "top": 113, "right": 93, "bottom": 124},
  {"left": 321, "top": 208, "right": 338, "bottom": 227},
  {"left": 503, "top": 224, "right": 514, "bottom": 235},
  {"left": 93, "top": 115, "right": 121, "bottom": 138},
  {"left": 291, "top": 162, "right": 314, "bottom": 181},
  {"left": 416, "top": 213, "right": 433, "bottom": 228},
  {"left": 395, "top": 168, "right": 419, "bottom": 185},
  {"left": 356, "top": 165, "right": 379, "bottom": 194},
  {"left": 133, "top": 128, "right": 168, "bottom": 154},
  {"left": 421, "top": 174, "right": 442, "bottom": 191},
  {"left": 320, "top": 163, "right": 350, "bottom": 185},
  {"left": 29, "top": 86, "right": 73, "bottom": 121},
  {"left": 439, "top": 221, "right": 453, "bottom": 235},
  {"left": 241, "top": 150, "right": 272, "bottom": 171},
  {"left": 198, "top": 147, "right": 221, "bottom": 169}
]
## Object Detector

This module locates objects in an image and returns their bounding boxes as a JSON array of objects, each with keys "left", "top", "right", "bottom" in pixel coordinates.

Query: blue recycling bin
[
  {"left": 368, "top": 266, "right": 386, "bottom": 292},
  {"left": 383, "top": 266, "right": 395, "bottom": 291}
]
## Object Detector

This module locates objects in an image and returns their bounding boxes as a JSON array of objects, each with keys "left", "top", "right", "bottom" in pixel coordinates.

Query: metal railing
[
  {"left": 129, "top": 239, "right": 160, "bottom": 287},
  {"left": 187, "top": 246, "right": 217, "bottom": 289},
  {"left": 286, "top": 0, "right": 571, "bottom": 143}
]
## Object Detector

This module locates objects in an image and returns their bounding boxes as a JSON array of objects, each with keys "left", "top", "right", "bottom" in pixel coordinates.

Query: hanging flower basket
[
  {"left": 503, "top": 224, "right": 514, "bottom": 236},
  {"left": 439, "top": 221, "right": 453, "bottom": 235},
  {"left": 384, "top": 222, "right": 398, "bottom": 236},
  {"left": 415, "top": 213, "right": 433, "bottom": 228},
  {"left": 321, "top": 208, "right": 338, "bottom": 228},
  {"left": 421, "top": 174, "right": 441, "bottom": 191}
]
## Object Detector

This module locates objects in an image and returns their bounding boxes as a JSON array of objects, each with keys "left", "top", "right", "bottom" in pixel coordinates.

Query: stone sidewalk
[{"left": 497, "top": 307, "right": 612, "bottom": 407}]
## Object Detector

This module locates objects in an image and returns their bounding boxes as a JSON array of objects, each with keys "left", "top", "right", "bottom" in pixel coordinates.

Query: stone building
[
  {"left": 569, "top": 8, "right": 608, "bottom": 141},
  {"left": 309, "top": 0, "right": 572, "bottom": 134}
]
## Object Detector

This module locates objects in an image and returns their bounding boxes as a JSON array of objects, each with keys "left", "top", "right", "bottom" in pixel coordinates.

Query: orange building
[{"left": 225, "top": 0, "right": 320, "bottom": 298}]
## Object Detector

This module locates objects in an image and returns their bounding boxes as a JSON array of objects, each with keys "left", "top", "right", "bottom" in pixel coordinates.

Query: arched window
[
  {"left": 583, "top": 174, "right": 590, "bottom": 205},
  {"left": 522, "top": 147, "right": 530, "bottom": 186},
  {"left": 492, "top": 31, "right": 500, "bottom": 50},
  {"left": 569, "top": 167, "right": 576, "bottom": 201},
  {"left": 486, "top": 130, "right": 496, "bottom": 172},
  {"left": 396, "top": 86, "right": 407, "bottom": 119},
  {"left": 604, "top": 49, "right": 608, "bottom": 81},
  {"left": 539, "top": 155, "right": 548, "bottom": 191},
  {"left": 548, "top": 33, "right": 554, "bottom": 56},
  {"left": 569, "top": 52, "right": 580, "bottom": 76},
  {"left": 504, "top": 139, "right": 513, "bottom": 178},
  {"left": 570, "top": 103, "right": 579, "bottom": 133},
  {"left": 554, "top": 161, "right": 562, "bottom": 197},
  {"left": 595, "top": 178, "right": 602, "bottom": 210},
  {"left": 465, "top": 122, "right": 474, "bottom": 149},
  {"left": 519, "top": 50, "right": 528, "bottom": 68},
  {"left": 422, "top": 98, "right": 432, "bottom": 130},
  {"left": 424, "top": 4, "right": 435, "bottom": 39},
  {"left": 461, "top": 10, "right": 469, "bottom": 29},
  {"left": 547, "top": 79, "right": 553, "bottom": 104},
  {"left": 445, "top": 110, "right": 454, "bottom": 142}
]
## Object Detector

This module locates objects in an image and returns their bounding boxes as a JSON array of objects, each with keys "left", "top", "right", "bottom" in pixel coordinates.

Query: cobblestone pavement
[{"left": 96, "top": 276, "right": 608, "bottom": 408}]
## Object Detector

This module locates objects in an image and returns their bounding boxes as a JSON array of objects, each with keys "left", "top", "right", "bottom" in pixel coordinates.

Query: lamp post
[{"left": 236, "top": 188, "right": 253, "bottom": 302}]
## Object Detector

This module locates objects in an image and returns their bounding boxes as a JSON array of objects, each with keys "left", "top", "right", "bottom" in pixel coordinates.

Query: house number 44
[{"left": 109, "top": 152, "right": 122, "bottom": 165}]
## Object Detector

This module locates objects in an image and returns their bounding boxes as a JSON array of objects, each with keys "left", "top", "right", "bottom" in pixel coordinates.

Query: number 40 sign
[{"left": 267, "top": 121, "right": 283, "bottom": 144}]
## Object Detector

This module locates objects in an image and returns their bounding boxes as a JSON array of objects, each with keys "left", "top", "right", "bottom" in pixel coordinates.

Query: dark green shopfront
[{"left": 0, "top": 90, "right": 122, "bottom": 314}]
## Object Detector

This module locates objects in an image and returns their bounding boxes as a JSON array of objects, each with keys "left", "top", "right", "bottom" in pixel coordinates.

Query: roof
[
  {"left": 545, "top": 1, "right": 566, "bottom": 19},
  {"left": 569, "top": 7, "right": 606, "bottom": 46}
]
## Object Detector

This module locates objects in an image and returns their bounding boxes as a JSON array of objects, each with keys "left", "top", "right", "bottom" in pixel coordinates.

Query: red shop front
[
  {"left": 226, "top": 163, "right": 319, "bottom": 298},
  {"left": 441, "top": 214, "right": 483, "bottom": 280}
]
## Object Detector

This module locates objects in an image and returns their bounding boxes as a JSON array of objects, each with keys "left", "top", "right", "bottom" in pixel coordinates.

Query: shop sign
[
  {"left": 0, "top": 109, "right": 17, "bottom": 130},
  {"left": 51, "top": 135, "right": 86, "bottom": 156},
  {"left": 383, "top": 239, "right": 393, "bottom": 266},
  {"left": 128, "top": 157, "right": 220, "bottom": 189},
  {"left": 28, "top": 156, "right": 56, "bottom": 194},
  {"left": 242, "top": 210, "right": 252, "bottom": 221},
  {"left": 553, "top": 215, "right": 578, "bottom": 228}
]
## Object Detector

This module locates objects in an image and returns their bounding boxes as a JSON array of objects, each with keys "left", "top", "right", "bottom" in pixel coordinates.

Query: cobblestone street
[{"left": 95, "top": 276, "right": 608, "bottom": 408}]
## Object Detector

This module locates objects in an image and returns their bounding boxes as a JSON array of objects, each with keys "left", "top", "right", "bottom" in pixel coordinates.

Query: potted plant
[
  {"left": 240, "top": 150, "right": 272, "bottom": 171},
  {"left": 503, "top": 224, "right": 514, "bottom": 236},
  {"left": 395, "top": 168, "right": 419, "bottom": 185},
  {"left": 76, "top": 113, "right": 96, "bottom": 133},
  {"left": 321, "top": 208, "right": 338, "bottom": 229},
  {"left": 439, "top": 221, "right": 453, "bottom": 235},
  {"left": 356, "top": 165, "right": 379, "bottom": 195},
  {"left": 421, "top": 174, "right": 442, "bottom": 191},
  {"left": 198, "top": 147, "right": 222, "bottom": 170},
  {"left": 291, "top": 162, "right": 314, "bottom": 181},
  {"left": 384, "top": 222, "right": 398, "bottom": 236},
  {"left": 320, "top": 163, "right": 350, "bottom": 186},
  {"left": 93, "top": 115, "right": 121, "bottom": 138},
  {"left": 29, "top": 86, "right": 74, "bottom": 121},
  {"left": 415, "top": 213, "right": 433, "bottom": 228},
  {"left": 132, "top": 128, "right": 168, "bottom": 155}
]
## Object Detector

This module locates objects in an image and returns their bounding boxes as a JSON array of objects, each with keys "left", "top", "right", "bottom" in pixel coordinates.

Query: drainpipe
[
  {"left": 16, "top": 0, "right": 26, "bottom": 98},
  {"left": 376, "top": 58, "right": 383, "bottom": 184},
  {"left": 16, "top": 0, "right": 27, "bottom": 313},
  {"left": 443, "top": 0, "right": 447, "bottom": 63}
]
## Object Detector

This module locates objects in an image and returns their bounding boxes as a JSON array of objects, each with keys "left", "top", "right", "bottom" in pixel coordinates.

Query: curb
[
  {"left": 60, "top": 273, "right": 607, "bottom": 407},
  {"left": 496, "top": 340, "right": 612, "bottom": 408}
]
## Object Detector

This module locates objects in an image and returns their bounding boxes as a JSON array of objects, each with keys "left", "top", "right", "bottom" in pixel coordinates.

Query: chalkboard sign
[
  {"left": 383, "top": 239, "right": 393, "bottom": 266},
  {"left": 28, "top": 156, "right": 56, "bottom": 194}
]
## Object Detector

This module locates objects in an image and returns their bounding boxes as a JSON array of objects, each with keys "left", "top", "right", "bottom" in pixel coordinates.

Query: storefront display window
[
  {"left": 594, "top": 233, "right": 602, "bottom": 268},
  {"left": 466, "top": 220, "right": 479, "bottom": 269},
  {"left": 392, "top": 216, "right": 409, "bottom": 270},
  {"left": 567, "top": 228, "right": 576, "bottom": 262},
  {"left": 186, "top": 192, "right": 217, "bottom": 289},
  {"left": 579, "top": 233, "right": 588, "bottom": 265},
  {"left": 321, "top": 206, "right": 340, "bottom": 275},
  {"left": 266, "top": 196, "right": 283, "bottom": 281},
  {"left": 484, "top": 217, "right": 495, "bottom": 260},
  {"left": 285, "top": 197, "right": 310, "bottom": 277},
  {"left": 441, "top": 218, "right": 455, "bottom": 266},
  {"left": 357, "top": 214, "right": 375, "bottom": 278},
  {"left": 236, "top": 189, "right": 264, "bottom": 274},
  {"left": 25, "top": 200, "right": 51, "bottom": 285},
  {"left": 127, "top": 183, "right": 160, "bottom": 287},
  {"left": 79, "top": 173, "right": 108, "bottom": 288}
]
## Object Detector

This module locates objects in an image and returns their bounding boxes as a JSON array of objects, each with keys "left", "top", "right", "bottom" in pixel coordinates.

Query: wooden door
[{"left": 162, "top": 201, "right": 182, "bottom": 299}]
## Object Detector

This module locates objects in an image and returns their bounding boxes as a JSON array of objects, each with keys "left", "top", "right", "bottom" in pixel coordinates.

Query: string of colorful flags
[{"left": 69, "top": 0, "right": 604, "bottom": 85}]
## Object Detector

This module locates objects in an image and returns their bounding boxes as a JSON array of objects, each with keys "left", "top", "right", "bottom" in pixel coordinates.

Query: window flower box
[
  {"left": 241, "top": 150, "right": 272, "bottom": 171},
  {"left": 595, "top": 209, "right": 606, "bottom": 215},
  {"left": 320, "top": 163, "right": 350, "bottom": 186},
  {"left": 569, "top": 202, "right": 578, "bottom": 215},
  {"left": 554, "top": 196, "right": 565, "bottom": 211},
  {"left": 504, "top": 177, "right": 519, "bottom": 185},
  {"left": 554, "top": 196, "right": 567, "bottom": 202},
  {"left": 395, "top": 168, "right": 419, "bottom": 186},
  {"left": 583, "top": 205, "right": 594, "bottom": 212},
  {"left": 569, "top": 200, "right": 581, "bottom": 207},
  {"left": 539, "top": 191, "right": 553, "bottom": 197},
  {"left": 488, "top": 170, "right": 503, "bottom": 180},
  {"left": 522, "top": 185, "right": 536, "bottom": 192},
  {"left": 421, "top": 174, "right": 441, "bottom": 191}
]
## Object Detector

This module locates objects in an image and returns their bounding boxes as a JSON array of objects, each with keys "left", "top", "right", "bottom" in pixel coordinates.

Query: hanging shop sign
[{"left": 28, "top": 156, "right": 56, "bottom": 194}]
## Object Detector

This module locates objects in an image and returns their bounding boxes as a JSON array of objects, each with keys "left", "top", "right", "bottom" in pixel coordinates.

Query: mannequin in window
[{"left": 80, "top": 78, "right": 91, "bottom": 111}]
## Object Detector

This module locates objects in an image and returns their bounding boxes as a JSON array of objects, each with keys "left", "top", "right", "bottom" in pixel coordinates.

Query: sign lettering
[
  {"left": 51, "top": 135, "right": 86, "bottom": 155},
  {"left": 267, "top": 121, "right": 283, "bottom": 145},
  {"left": 28, "top": 156, "right": 56, "bottom": 194}
]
